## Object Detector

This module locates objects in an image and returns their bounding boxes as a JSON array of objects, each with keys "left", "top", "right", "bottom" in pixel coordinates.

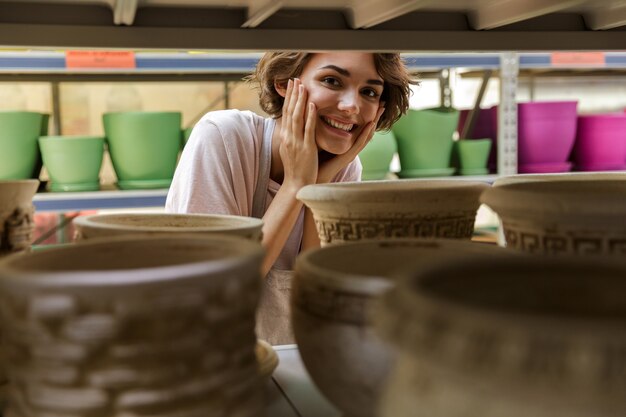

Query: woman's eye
[
  {"left": 322, "top": 77, "right": 340, "bottom": 86},
  {"left": 362, "top": 88, "right": 380, "bottom": 98}
]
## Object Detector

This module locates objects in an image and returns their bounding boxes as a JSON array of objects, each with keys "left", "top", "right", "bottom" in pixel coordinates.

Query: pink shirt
[{"left": 166, "top": 109, "right": 362, "bottom": 271}]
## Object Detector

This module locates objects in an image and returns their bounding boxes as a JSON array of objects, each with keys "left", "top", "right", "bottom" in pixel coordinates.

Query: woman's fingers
[
  {"left": 304, "top": 102, "right": 317, "bottom": 147},
  {"left": 282, "top": 78, "right": 293, "bottom": 119},
  {"left": 292, "top": 83, "right": 306, "bottom": 139}
]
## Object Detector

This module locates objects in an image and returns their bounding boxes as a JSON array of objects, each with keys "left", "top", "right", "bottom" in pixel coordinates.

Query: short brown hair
[{"left": 246, "top": 52, "right": 418, "bottom": 131}]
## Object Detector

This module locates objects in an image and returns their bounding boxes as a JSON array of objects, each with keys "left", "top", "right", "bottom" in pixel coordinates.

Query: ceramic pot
[
  {"left": 0, "top": 111, "right": 44, "bottom": 180},
  {"left": 73, "top": 213, "right": 263, "bottom": 242},
  {"left": 392, "top": 107, "right": 459, "bottom": 175},
  {"left": 103, "top": 112, "right": 181, "bottom": 190},
  {"left": 0, "top": 180, "right": 39, "bottom": 257},
  {"left": 517, "top": 101, "right": 578, "bottom": 169},
  {"left": 481, "top": 179, "right": 626, "bottom": 255},
  {"left": 493, "top": 171, "right": 626, "bottom": 187},
  {"left": 358, "top": 130, "right": 397, "bottom": 180},
  {"left": 573, "top": 114, "right": 626, "bottom": 171},
  {"left": 375, "top": 254, "right": 626, "bottom": 417},
  {"left": 0, "top": 235, "right": 266, "bottom": 417},
  {"left": 39, "top": 136, "right": 104, "bottom": 192},
  {"left": 293, "top": 238, "right": 507, "bottom": 417},
  {"left": 454, "top": 139, "right": 492, "bottom": 175},
  {"left": 297, "top": 179, "right": 488, "bottom": 245}
]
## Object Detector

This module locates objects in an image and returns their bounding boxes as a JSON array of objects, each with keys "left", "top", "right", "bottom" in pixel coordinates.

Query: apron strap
[{"left": 251, "top": 118, "right": 275, "bottom": 219}]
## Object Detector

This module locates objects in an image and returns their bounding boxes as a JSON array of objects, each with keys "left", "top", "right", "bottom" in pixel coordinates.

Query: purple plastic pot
[
  {"left": 459, "top": 106, "right": 498, "bottom": 172},
  {"left": 573, "top": 114, "right": 626, "bottom": 171},
  {"left": 518, "top": 101, "right": 578, "bottom": 166}
]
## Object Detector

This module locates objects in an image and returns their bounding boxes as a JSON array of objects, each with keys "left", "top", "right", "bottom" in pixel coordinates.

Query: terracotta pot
[
  {"left": 0, "top": 235, "right": 265, "bottom": 417},
  {"left": 73, "top": 213, "right": 263, "bottom": 242},
  {"left": 481, "top": 179, "right": 626, "bottom": 255},
  {"left": 0, "top": 180, "right": 39, "bottom": 257},
  {"left": 297, "top": 179, "right": 489, "bottom": 245},
  {"left": 293, "top": 238, "right": 507, "bottom": 417},
  {"left": 375, "top": 254, "right": 626, "bottom": 417},
  {"left": 493, "top": 171, "right": 626, "bottom": 187}
]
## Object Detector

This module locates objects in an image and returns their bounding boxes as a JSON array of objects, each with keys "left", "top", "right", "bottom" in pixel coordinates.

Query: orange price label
[
  {"left": 65, "top": 51, "right": 136, "bottom": 69},
  {"left": 550, "top": 52, "right": 605, "bottom": 66}
]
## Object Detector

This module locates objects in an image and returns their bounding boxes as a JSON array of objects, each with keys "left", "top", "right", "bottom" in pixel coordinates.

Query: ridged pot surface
[
  {"left": 293, "top": 238, "right": 507, "bottom": 417},
  {"left": 376, "top": 254, "right": 626, "bottom": 417},
  {"left": 0, "top": 180, "right": 39, "bottom": 257},
  {"left": 0, "top": 235, "right": 265, "bottom": 417},
  {"left": 481, "top": 179, "right": 626, "bottom": 255},
  {"left": 297, "top": 179, "right": 489, "bottom": 245},
  {"left": 73, "top": 213, "right": 263, "bottom": 241}
]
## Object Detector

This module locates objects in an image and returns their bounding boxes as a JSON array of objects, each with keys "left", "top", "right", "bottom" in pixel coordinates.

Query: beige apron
[{"left": 251, "top": 119, "right": 295, "bottom": 346}]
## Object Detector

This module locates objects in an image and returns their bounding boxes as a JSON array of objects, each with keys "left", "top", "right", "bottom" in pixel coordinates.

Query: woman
[{"left": 166, "top": 52, "right": 415, "bottom": 344}]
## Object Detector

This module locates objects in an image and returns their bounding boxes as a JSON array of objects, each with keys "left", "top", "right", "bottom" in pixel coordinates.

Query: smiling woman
[{"left": 165, "top": 51, "right": 416, "bottom": 344}]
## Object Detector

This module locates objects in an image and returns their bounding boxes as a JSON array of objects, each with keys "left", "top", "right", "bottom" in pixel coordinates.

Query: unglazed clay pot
[
  {"left": 293, "top": 238, "right": 507, "bottom": 417},
  {"left": 0, "top": 235, "right": 266, "bottom": 417},
  {"left": 375, "top": 254, "right": 626, "bottom": 417},
  {"left": 481, "top": 179, "right": 626, "bottom": 255},
  {"left": 73, "top": 213, "right": 263, "bottom": 242},
  {"left": 493, "top": 172, "right": 626, "bottom": 187},
  {"left": 297, "top": 179, "right": 489, "bottom": 245},
  {"left": 0, "top": 180, "right": 39, "bottom": 257}
]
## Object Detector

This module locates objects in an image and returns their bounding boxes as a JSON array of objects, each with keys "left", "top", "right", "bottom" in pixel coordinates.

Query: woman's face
[{"left": 297, "top": 52, "right": 384, "bottom": 155}]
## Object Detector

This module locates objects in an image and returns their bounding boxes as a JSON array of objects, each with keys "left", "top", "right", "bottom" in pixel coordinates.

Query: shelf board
[{"left": 33, "top": 189, "right": 168, "bottom": 212}]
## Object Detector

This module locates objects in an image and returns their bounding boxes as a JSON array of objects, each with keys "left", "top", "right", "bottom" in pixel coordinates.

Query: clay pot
[
  {"left": 0, "top": 235, "right": 265, "bottom": 417},
  {"left": 493, "top": 171, "right": 626, "bottom": 187},
  {"left": 73, "top": 213, "right": 263, "bottom": 242},
  {"left": 293, "top": 238, "right": 507, "bottom": 417},
  {"left": 375, "top": 254, "right": 626, "bottom": 417},
  {"left": 297, "top": 179, "right": 489, "bottom": 245},
  {"left": 481, "top": 179, "right": 626, "bottom": 255},
  {"left": 0, "top": 180, "right": 39, "bottom": 257}
]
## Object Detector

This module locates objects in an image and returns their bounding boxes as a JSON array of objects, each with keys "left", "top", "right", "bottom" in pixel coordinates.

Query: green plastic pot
[
  {"left": 39, "top": 136, "right": 104, "bottom": 192},
  {"left": 182, "top": 126, "right": 194, "bottom": 147},
  {"left": 392, "top": 107, "right": 459, "bottom": 171},
  {"left": 358, "top": 130, "right": 397, "bottom": 180},
  {"left": 0, "top": 111, "right": 44, "bottom": 179},
  {"left": 103, "top": 112, "right": 182, "bottom": 190},
  {"left": 456, "top": 139, "right": 492, "bottom": 175}
]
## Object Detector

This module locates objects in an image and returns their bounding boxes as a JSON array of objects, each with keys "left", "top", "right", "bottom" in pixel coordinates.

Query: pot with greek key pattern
[
  {"left": 481, "top": 179, "right": 626, "bottom": 256},
  {"left": 293, "top": 238, "right": 507, "bottom": 417},
  {"left": 297, "top": 179, "right": 489, "bottom": 246},
  {"left": 0, "top": 180, "right": 39, "bottom": 257},
  {"left": 73, "top": 213, "right": 263, "bottom": 242},
  {"left": 0, "top": 235, "right": 265, "bottom": 417},
  {"left": 375, "top": 254, "right": 626, "bottom": 417}
]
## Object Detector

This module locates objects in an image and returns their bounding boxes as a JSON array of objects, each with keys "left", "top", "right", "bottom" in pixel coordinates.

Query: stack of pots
[
  {"left": 103, "top": 112, "right": 182, "bottom": 190},
  {"left": 517, "top": 101, "right": 578, "bottom": 174},
  {"left": 358, "top": 130, "right": 397, "bottom": 180},
  {"left": 392, "top": 107, "right": 459, "bottom": 178},
  {"left": 0, "top": 111, "right": 48, "bottom": 181},
  {"left": 572, "top": 113, "right": 626, "bottom": 171},
  {"left": 292, "top": 179, "right": 491, "bottom": 417}
]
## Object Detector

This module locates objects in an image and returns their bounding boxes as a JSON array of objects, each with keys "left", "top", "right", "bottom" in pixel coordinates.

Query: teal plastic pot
[
  {"left": 0, "top": 111, "right": 44, "bottom": 179},
  {"left": 454, "top": 139, "right": 492, "bottom": 175},
  {"left": 358, "top": 130, "right": 397, "bottom": 180},
  {"left": 103, "top": 112, "right": 182, "bottom": 190},
  {"left": 392, "top": 107, "right": 459, "bottom": 172},
  {"left": 39, "top": 136, "right": 104, "bottom": 192}
]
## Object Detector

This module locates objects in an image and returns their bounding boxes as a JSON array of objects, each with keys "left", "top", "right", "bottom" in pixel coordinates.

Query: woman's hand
[
  {"left": 317, "top": 103, "right": 386, "bottom": 184},
  {"left": 279, "top": 78, "right": 319, "bottom": 192}
]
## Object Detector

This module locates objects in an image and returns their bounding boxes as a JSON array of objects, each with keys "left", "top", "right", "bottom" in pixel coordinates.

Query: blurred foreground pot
[
  {"left": 0, "top": 180, "right": 39, "bottom": 257},
  {"left": 73, "top": 213, "right": 263, "bottom": 242},
  {"left": 481, "top": 179, "right": 626, "bottom": 255},
  {"left": 376, "top": 255, "right": 626, "bottom": 417},
  {"left": 293, "top": 238, "right": 507, "bottom": 417},
  {"left": 0, "top": 235, "right": 265, "bottom": 417},
  {"left": 297, "top": 179, "right": 488, "bottom": 245}
]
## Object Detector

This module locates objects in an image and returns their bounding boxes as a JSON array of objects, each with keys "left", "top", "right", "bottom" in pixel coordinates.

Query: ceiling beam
[
  {"left": 470, "top": 0, "right": 584, "bottom": 30},
  {"left": 112, "top": 0, "right": 140, "bottom": 26},
  {"left": 584, "top": 5, "right": 626, "bottom": 30},
  {"left": 242, "top": 0, "right": 283, "bottom": 28},
  {"left": 347, "top": 0, "right": 432, "bottom": 29}
]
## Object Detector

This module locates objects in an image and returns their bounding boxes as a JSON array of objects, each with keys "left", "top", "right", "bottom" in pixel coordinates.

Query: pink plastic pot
[
  {"left": 573, "top": 114, "right": 626, "bottom": 171},
  {"left": 518, "top": 101, "right": 578, "bottom": 166}
]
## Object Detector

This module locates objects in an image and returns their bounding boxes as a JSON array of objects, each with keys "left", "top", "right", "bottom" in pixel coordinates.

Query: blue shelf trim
[
  {"left": 135, "top": 57, "right": 259, "bottom": 71},
  {"left": 0, "top": 56, "right": 66, "bottom": 69},
  {"left": 403, "top": 55, "right": 500, "bottom": 68},
  {"left": 34, "top": 195, "right": 167, "bottom": 212}
]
